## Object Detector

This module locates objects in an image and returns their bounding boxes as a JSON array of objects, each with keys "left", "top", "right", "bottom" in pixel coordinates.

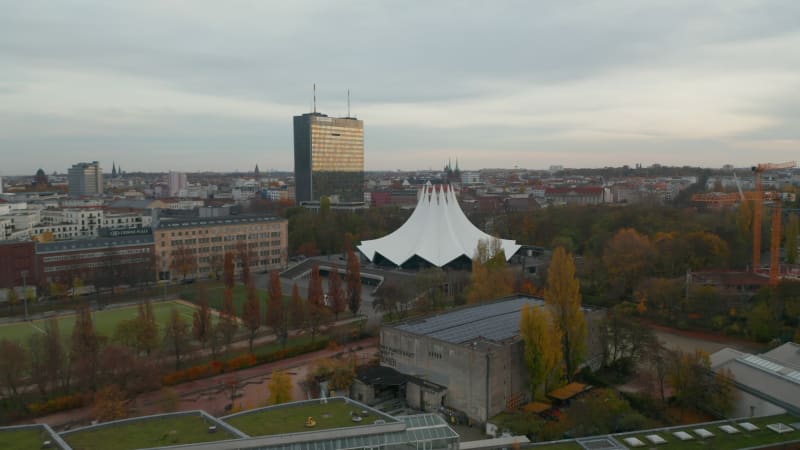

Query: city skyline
[{"left": 1, "top": 1, "right": 799, "bottom": 174}]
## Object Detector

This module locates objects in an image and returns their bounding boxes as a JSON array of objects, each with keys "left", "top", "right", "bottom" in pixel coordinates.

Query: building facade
[
  {"left": 154, "top": 215, "right": 288, "bottom": 281},
  {"left": 68, "top": 161, "right": 104, "bottom": 197},
  {"left": 35, "top": 235, "right": 155, "bottom": 290},
  {"left": 167, "top": 171, "right": 187, "bottom": 197},
  {"left": 294, "top": 112, "right": 364, "bottom": 204},
  {"left": 0, "top": 241, "right": 36, "bottom": 289},
  {"left": 380, "top": 295, "right": 604, "bottom": 424}
]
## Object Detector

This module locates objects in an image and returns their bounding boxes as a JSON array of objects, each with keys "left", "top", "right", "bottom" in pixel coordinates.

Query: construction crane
[{"left": 751, "top": 161, "right": 796, "bottom": 284}]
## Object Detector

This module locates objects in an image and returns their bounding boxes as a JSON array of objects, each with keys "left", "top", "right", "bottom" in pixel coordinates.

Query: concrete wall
[{"left": 380, "top": 327, "right": 528, "bottom": 423}]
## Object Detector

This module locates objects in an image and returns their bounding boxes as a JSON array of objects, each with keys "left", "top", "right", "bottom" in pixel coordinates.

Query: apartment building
[{"left": 153, "top": 214, "right": 288, "bottom": 281}]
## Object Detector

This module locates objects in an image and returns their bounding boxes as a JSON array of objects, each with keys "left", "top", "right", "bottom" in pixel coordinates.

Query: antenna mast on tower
[
  {"left": 347, "top": 89, "right": 351, "bottom": 118},
  {"left": 312, "top": 83, "right": 317, "bottom": 113}
]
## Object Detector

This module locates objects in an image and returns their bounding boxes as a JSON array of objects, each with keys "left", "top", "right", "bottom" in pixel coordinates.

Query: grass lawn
[
  {"left": 181, "top": 282, "right": 254, "bottom": 312},
  {"left": 225, "top": 399, "right": 392, "bottom": 437},
  {"left": 0, "top": 300, "right": 199, "bottom": 343},
  {"left": 0, "top": 427, "right": 59, "bottom": 450},
  {"left": 63, "top": 414, "right": 236, "bottom": 450},
  {"left": 613, "top": 413, "right": 799, "bottom": 450},
  {"left": 529, "top": 443, "right": 583, "bottom": 450}
]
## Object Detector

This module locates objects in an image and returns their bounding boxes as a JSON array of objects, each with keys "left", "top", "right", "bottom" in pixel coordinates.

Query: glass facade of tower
[{"left": 294, "top": 113, "right": 364, "bottom": 204}]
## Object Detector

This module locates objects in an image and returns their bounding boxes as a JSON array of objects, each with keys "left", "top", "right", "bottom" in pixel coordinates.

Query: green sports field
[{"left": 0, "top": 300, "right": 201, "bottom": 343}]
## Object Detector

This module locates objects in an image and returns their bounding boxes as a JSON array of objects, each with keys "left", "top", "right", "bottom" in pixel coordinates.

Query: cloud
[{"left": 0, "top": 1, "right": 799, "bottom": 173}]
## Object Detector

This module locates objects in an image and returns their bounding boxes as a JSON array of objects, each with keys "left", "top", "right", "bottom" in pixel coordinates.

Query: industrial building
[{"left": 379, "top": 295, "right": 604, "bottom": 424}]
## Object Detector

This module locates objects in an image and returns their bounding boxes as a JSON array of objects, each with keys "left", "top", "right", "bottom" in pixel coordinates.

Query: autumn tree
[
  {"left": 6, "top": 288, "right": 19, "bottom": 315},
  {"left": 163, "top": 308, "right": 190, "bottom": 370},
  {"left": 307, "top": 264, "right": 330, "bottom": 342},
  {"left": 266, "top": 280, "right": 289, "bottom": 348},
  {"left": 32, "top": 319, "right": 70, "bottom": 395},
  {"left": 289, "top": 284, "right": 306, "bottom": 332},
  {"left": 192, "top": 286, "right": 212, "bottom": 349},
  {"left": 241, "top": 280, "right": 262, "bottom": 353},
  {"left": 92, "top": 384, "right": 128, "bottom": 422},
  {"left": 345, "top": 246, "right": 362, "bottom": 315},
  {"left": 603, "top": 228, "right": 652, "bottom": 298},
  {"left": 237, "top": 242, "right": 252, "bottom": 284},
  {"left": 136, "top": 300, "right": 159, "bottom": 356},
  {"left": 170, "top": 245, "right": 198, "bottom": 281},
  {"left": 208, "top": 252, "right": 224, "bottom": 280},
  {"left": 327, "top": 269, "right": 346, "bottom": 320},
  {"left": 0, "top": 339, "right": 28, "bottom": 402},
  {"left": 72, "top": 303, "right": 101, "bottom": 390},
  {"left": 520, "top": 304, "right": 563, "bottom": 398},
  {"left": 97, "top": 344, "right": 160, "bottom": 395},
  {"left": 544, "top": 247, "right": 587, "bottom": 380},
  {"left": 467, "top": 238, "right": 514, "bottom": 304},
  {"left": 375, "top": 279, "right": 414, "bottom": 319},
  {"left": 223, "top": 251, "right": 235, "bottom": 289},
  {"left": 219, "top": 287, "right": 238, "bottom": 352},
  {"left": 267, "top": 370, "right": 293, "bottom": 405}
]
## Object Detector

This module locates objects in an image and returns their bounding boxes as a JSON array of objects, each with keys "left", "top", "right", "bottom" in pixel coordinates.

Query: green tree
[{"left": 544, "top": 247, "right": 587, "bottom": 380}]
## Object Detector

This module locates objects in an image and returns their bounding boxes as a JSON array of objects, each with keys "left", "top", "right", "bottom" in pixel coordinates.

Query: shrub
[{"left": 27, "top": 394, "right": 85, "bottom": 416}]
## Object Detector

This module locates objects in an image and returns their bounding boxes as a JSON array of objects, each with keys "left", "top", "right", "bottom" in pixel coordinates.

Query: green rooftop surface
[
  {"left": 0, "top": 427, "right": 59, "bottom": 450},
  {"left": 63, "top": 413, "right": 236, "bottom": 450},
  {"left": 613, "top": 413, "right": 799, "bottom": 449},
  {"left": 224, "top": 398, "right": 394, "bottom": 437}
]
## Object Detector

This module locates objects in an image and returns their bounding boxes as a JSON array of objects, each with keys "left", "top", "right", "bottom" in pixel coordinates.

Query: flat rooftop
[
  {"left": 392, "top": 295, "right": 544, "bottom": 344},
  {"left": 61, "top": 411, "right": 240, "bottom": 450},
  {"left": 0, "top": 424, "right": 68, "bottom": 450},
  {"left": 222, "top": 397, "right": 398, "bottom": 437}
]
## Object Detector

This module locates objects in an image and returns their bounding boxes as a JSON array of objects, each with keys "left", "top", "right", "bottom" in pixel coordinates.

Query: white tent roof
[{"left": 358, "top": 183, "right": 521, "bottom": 267}]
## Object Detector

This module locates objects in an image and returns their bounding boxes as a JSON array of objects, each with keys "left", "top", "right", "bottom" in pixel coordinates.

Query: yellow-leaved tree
[
  {"left": 544, "top": 247, "right": 587, "bottom": 380},
  {"left": 520, "top": 304, "right": 563, "bottom": 398},
  {"left": 467, "top": 238, "right": 514, "bottom": 304},
  {"left": 267, "top": 370, "right": 293, "bottom": 405}
]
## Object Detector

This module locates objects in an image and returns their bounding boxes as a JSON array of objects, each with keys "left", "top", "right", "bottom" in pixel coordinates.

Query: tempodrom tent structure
[{"left": 358, "top": 183, "right": 521, "bottom": 268}]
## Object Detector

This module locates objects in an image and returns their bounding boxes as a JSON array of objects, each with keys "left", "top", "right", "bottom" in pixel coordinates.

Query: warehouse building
[{"left": 380, "top": 295, "right": 604, "bottom": 424}]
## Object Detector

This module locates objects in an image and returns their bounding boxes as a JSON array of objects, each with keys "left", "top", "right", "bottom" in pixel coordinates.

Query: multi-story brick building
[
  {"left": 35, "top": 235, "right": 155, "bottom": 290},
  {"left": 0, "top": 241, "right": 36, "bottom": 290},
  {"left": 153, "top": 215, "right": 288, "bottom": 281}
]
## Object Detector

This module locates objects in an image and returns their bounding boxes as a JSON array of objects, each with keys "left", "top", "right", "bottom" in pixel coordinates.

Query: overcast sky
[{"left": 1, "top": 1, "right": 799, "bottom": 174}]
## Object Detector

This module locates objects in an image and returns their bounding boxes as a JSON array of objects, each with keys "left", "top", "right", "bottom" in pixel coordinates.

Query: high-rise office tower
[
  {"left": 293, "top": 112, "right": 364, "bottom": 204},
  {"left": 168, "top": 171, "right": 187, "bottom": 197},
  {"left": 68, "top": 161, "right": 104, "bottom": 197}
]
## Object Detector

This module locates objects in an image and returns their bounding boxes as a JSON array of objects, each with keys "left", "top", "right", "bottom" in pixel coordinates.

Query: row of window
[
  {"left": 43, "top": 257, "right": 152, "bottom": 273},
  {"left": 42, "top": 247, "right": 151, "bottom": 263}
]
